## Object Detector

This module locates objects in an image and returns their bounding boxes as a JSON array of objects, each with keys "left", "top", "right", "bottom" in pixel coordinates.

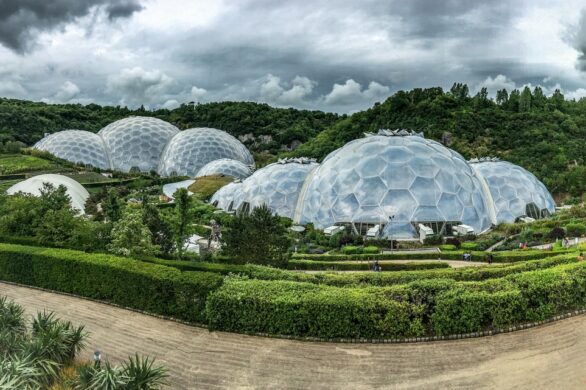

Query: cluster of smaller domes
[{"left": 34, "top": 117, "right": 255, "bottom": 178}]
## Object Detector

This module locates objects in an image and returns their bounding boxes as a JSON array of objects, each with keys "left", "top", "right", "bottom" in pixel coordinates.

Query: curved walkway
[{"left": 2, "top": 282, "right": 586, "bottom": 389}]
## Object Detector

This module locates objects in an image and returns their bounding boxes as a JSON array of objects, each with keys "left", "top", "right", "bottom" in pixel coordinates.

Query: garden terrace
[{"left": 1, "top": 243, "right": 585, "bottom": 341}]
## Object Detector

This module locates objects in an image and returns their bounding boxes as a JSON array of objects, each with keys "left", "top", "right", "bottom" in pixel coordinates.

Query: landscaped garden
[{"left": 0, "top": 296, "right": 167, "bottom": 389}]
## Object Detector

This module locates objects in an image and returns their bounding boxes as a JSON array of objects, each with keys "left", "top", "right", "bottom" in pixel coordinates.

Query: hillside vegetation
[{"left": 1, "top": 83, "right": 585, "bottom": 197}]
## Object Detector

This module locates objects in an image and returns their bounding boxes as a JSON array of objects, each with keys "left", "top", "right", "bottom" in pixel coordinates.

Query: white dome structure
[
  {"left": 6, "top": 174, "right": 90, "bottom": 213},
  {"left": 297, "top": 130, "right": 492, "bottom": 238},
  {"left": 98, "top": 117, "right": 179, "bottom": 173},
  {"left": 470, "top": 158, "right": 555, "bottom": 223},
  {"left": 196, "top": 158, "right": 252, "bottom": 180},
  {"left": 162, "top": 179, "right": 195, "bottom": 199},
  {"left": 210, "top": 181, "right": 244, "bottom": 212},
  {"left": 215, "top": 158, "right": 318, "bottom": 219},
  {"left": 158, "top": 128, "right": 254, "bottom": 177},
  {"left": 33, "top": 130, "right": 111, "bottom": 170}
]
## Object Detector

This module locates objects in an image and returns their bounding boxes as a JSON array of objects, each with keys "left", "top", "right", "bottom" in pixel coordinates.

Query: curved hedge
[
  {"left": 292, "top": 249, "right": 570, "bottom": 263},
  {"left": 0, "top": 243, "right": 222, "bottom": 323},
  {"left": 206, "top": 261, "right": 586, "bottom": 338},
  {"left": 287, "top": 259, "right": 449, "bottom": 271},
  {"left": 1, "top": 243, "right": 585, "bottom": 340}
]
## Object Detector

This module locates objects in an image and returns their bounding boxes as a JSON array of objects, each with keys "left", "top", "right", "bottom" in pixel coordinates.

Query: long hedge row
[
  {"left": 142, "top": 252, "right": 578, "bottom": 287},
  {"left": 292, "top": 249, "right": 571, "bottom": 263},
  {"left": 206, "top": 261, "right": 586, "bottom": 338},
  {"left": 287, "top": 259, "right": 449, "bottom": 271},
  {"left": 1, "top": 243, "right": 584, "bottom": 340},
  {"left": 0, "top": 243, "right": 222, "bottom": 323}
]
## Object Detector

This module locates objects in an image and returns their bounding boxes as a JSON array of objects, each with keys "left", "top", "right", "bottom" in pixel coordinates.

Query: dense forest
[{"left": 0, "top": 83, "right": 585, "bottom": 198}]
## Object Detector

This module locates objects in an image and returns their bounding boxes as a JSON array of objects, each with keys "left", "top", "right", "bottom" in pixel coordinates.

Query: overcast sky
[{"left": 0, "top": 0, "right": 585, "bottom": 113}]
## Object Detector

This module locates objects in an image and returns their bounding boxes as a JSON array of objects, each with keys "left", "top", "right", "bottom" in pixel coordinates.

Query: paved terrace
[{"left": 2, "top": 282, "right": 586, "bottom": 389}]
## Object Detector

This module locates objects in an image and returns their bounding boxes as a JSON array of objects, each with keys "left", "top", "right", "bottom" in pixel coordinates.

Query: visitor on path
[
  {"left": 373, "top": 260, "right": 380, "bottom": 272},
  {"left": 487, "top": 253, "right": 493, "bottom": 265},
  {"left": 578, "top": 252, "right": 584, "bottom": 262}
]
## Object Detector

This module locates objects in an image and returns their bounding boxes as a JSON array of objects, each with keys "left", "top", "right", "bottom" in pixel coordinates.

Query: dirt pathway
[{"left": 2, "top": 282, "right": 585, "bottom": 389}]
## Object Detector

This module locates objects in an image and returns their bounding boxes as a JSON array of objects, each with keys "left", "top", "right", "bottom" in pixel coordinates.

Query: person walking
[{"left": 487, "top": 253, "right": 493, "bottom": 265}]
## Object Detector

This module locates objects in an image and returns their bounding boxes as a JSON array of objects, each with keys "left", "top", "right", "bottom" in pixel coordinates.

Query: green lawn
[{"left": 0, "top": 154, "right": 57, "bottom": 174}]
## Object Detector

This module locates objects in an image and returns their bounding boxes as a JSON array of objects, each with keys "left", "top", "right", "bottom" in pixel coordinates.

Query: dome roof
[
  {"left": 470, "top": 159, "right": 555, "bottom": 223},
  {"left": 6, "top": 174, "right": 90, "bottom": 213},
  {"left": 297, "top": 134, "right": 492, "bottom": 238},
  {"left": 210, "top": 181, "right": 244, "bottom": 211},
  {"left": 98, "top": 116, "right": 179, "bottom": 173},
  {"left": 217, "top": 158, "right": 318, "bottom": 219},
  {"left": 196, "top": 158, "right": 252, "bottom": 180},
  {"left": 158, "top": 128, "right": 254, "bottom": 177},
  {"left": 33, "top": 130, "right": 111, "bottom": 170},
  {"left": 162, "top": 179, "right": 195, "bottom": 199}
]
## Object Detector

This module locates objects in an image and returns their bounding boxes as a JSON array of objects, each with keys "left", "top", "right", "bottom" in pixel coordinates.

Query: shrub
[
  {"left": 439, "top": 244, "right": 457, "bottom": 251},
  {"left": 363, "top": 245, "right": 380, "bottom": 254},
  {"left": 444, "top": 237, "right": 461, "bottom": 248},
  {"left": 565, "top": 223, "right": 586, "bottom": 237},
  {"left": 0, "top": 243, "right": 223, "bottom": 323},
  {"left": 548, "top": 226, "right": 566, "bottom": 240},
  {"left": 342, "top": 245, "right": 360, "bottom": 255},
  {"left": 460, "top": 242, "right": 479, "bottom": 250},
  {"left": 423, "top": 234, "right": 442, "bottom": 245}
]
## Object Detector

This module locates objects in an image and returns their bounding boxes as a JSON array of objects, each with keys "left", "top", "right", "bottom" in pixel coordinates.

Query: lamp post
[
  {"left": 93, "top": 350, "right": 101, "bottom": 369},
  {"left": 389, "top": 214, "right": 395, "bottom": 252}
]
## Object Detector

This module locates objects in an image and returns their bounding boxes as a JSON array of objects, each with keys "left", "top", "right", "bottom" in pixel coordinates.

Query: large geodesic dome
[
  {"left": 223, "top": 158, "right": 319, "bottom": 219},
  {"left": 196, "top": 158, "right": 252, "bottom": 180},
  {"left": 98, "top": 117, "right": 180, "bottom": 172},
  {"left": 210, "top": 181, "right": 244, "bottom": 211},
  {"left": 297, "top": 130, "right": 492, "bottom": 238},
  {"left": 33, "top": 130, "right": 111, "bottom": 170},
  {"left": 158, "top": 128, "right": 254, "bottom": 177},
  {"left": 6, "top": 174, "right": 89, "bottom": 213},
  {"left": 470, "top": 158, "right": 555, "bottom": 223}
]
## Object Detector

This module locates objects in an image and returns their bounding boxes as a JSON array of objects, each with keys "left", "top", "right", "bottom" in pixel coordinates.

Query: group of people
[{"left": 372, "top": 260, "right": 382, "bottom": 272}]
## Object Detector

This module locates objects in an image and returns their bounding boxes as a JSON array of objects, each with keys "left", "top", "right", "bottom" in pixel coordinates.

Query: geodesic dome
[
  {"left": 33, "top": 130, "right": 111, "bottom": 170},
  {"left": 297, "top": 131, "right": 492, "bottom": 238},
  {"left": 158, "top": 128, "right": 254, "bottom": 177},
  {"left": 98, "top": 117, "right": 179, "bottom": 173},
  {"left": 470, "top": 158, "right": 555, "bottom": 223},
  {"left": 6, "top": 174, "right": 90, "bottom": 213},
  {"left": 210, "top": 181, "right": 244, "bottom": 211},
  {"left": 196, "top": 158, "right": 252, "bottom": 180},
  {"left": 162, "top": 179, "right": 195, "bottom": 199},
  {"left": 216, "top": 158, "right": 318, "bottom": 219}
]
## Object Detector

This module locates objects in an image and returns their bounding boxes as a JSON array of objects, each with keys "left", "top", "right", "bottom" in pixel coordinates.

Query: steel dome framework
[{"left": 33, "top": 130, "right": 111, "bottom": 170}]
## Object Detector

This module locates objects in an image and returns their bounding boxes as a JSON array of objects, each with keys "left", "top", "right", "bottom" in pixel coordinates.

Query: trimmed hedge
[
  {"left": 287, "top": 259, "right": 449, "bottom": 271},
  {"left": 141, "top": 253, "right": 578, "bottom": 287},
  {"left": 292, "top": 249, "right": 571, "bottom": 263},
  {"left": 0, "top": 243, "right": 223, "bottom": 323},
  {"left": 206, "top": 260, "right": 586, "bottom": 338}
]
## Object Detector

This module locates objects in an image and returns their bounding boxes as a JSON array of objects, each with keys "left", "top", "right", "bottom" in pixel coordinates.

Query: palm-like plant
[{"left": 121, "top": 354, "right": 168, "bottom": 389}]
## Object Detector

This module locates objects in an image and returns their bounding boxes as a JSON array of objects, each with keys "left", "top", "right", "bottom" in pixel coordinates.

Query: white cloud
[
  {"left": 191, "top": 85, "right": 207, "bottom": 101},
  {"left": 324, "top": 79, "right": 389, "bottom": 106},
  {"left": 54, "top": 81, "right": 81, "bottom": 102},
  {"left": 259, "top": 74, "right": 316, "bottom": 106},
  {"left": 474, "top": 75, "right": 516, "bottom": 97},
  {"left": 161, "top": 99, "right": 180, "bottom": 109},
  {"left": 566, "top": 88, "right": 586, "bottom": 100},
  {"left": 107, "top": 67, "right": 175, "bottom": 107}
]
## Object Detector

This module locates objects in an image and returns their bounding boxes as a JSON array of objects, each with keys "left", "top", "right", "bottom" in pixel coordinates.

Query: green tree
[
  {"left": 142, "top": 199, "right": 174, "bottom": 256},
  {"left": 222, "top": 204, "right": 292, "bottom": 268},
  {"left": 108, "top": 210, "right": 159, "bottom": 257},
  {"left": 173, "top": 188, "right": 192, "bottom": 259},
  {"left": 496, "top": 89, "right": 508, "bottom": 105},
  {"left": 103, "top": 188, "right": 122, "bottom": 222},
  {"left": 519, "top": 86, "right": 532, "bottom": 112}
]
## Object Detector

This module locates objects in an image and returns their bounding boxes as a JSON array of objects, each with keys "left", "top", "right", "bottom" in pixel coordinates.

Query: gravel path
[{"left": 2, "top": 282, "right": 586, "bottom": 389}]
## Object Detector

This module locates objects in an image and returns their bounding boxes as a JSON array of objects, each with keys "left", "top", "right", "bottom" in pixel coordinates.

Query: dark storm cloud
[
  {"left": 574, "top": 9, "right": 586, "bottom": 71},
  {"left": 0, "top": 0, "right": 144, "bottom": 53},
  {"left": 105, "top": 0, "right": 144, "bottom": 20}
]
